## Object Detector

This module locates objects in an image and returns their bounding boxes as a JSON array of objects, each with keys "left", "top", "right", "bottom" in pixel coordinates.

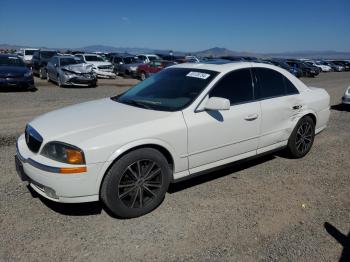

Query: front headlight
[
  {"left": 130, "top": 66, "right": 137, "bottom": 71},
  {"left": 24, "top": 71, "right": 33, "bottom": 77},
  {"left": 41, "top": 142, "right": 85, "bottom": 165}
]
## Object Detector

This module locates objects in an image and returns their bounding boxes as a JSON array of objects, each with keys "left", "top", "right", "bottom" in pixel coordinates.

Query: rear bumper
[
  {"left": 342, "top": 95, "right": 350, "bottom": 104},
  {"left": 0, "top": 77, "right": 35, "bottom": 88}
]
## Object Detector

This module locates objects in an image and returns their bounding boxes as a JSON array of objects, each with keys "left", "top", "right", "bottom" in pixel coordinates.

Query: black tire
[
  {"left": 101, "top": 148, "right": 171, "bottom": 218},
  {"left": 39, "top": 67, "right": 46, "bottom": 79},
  {"left": 57, "top": 75, "right": 63, "bottom": 87},
  {"left": 140, "top": 72, "right": 146, "bottom": 81},
  {"left": 287, "top": 116, "right": 315, "bottom": 158}
]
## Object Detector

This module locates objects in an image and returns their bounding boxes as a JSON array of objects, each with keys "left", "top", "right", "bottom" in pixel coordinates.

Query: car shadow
[
  {"left": 0, "top": 86, "right": 37, "bottom": 92},
  {"left": 168, "top": 153, "right": 275, "bottom": 193},
  {"left": 331, "top": 104, "right": 350, "bottom": 112},
  {"left": 27, "top": 185, "right": 102, "bottom": 216},
  {"left": 324, "top": 222, "right": 350, "bottom": 261}
]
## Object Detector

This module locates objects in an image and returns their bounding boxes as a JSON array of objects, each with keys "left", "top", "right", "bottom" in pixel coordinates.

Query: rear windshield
[
  {"left": 41, "top": 51, "right": 57, "bottom": 59},
  {"left": 123, "top": 57, "right": 138, "bottom": 64},
  {"left": 60, "top": 58, "right": 78, "bottom": 66},
  {"left": 85, "top": 55, "right": 104, "bottom": 62},
  {"left": 24, "top": 50, "right": 36, "bottom": 55},
  {"left": 113, "top": 68, "right": 219, "bottom": 111},
  {"left": 0, "top": 56, "right": 25, "bottom": 66}
]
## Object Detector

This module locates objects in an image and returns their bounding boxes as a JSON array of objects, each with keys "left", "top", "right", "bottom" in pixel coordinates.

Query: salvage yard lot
[{"left": 0, "top": 73, "right": 349, "bottom": 261}]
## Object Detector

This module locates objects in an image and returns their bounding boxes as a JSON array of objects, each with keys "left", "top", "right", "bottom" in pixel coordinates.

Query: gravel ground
[{"left": 0, "top": 73, "right": 349, "bottom": 261}]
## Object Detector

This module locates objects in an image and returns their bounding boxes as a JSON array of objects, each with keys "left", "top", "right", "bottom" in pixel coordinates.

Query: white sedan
[{"left": 15, "top": 62, "right": 330, "bottom": 218}]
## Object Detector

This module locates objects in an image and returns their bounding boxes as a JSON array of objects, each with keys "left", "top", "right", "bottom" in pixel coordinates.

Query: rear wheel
[
  {"left": 140, "top": 72, "right": 146, "bottom": 81},
  {"left": 39, "top": 67, "right": 46, "bottom": 79},
  {"left": 101, "top": 148, "right": 171, "bottom": 218},
  {"left": 287, "top": 116, "right": 315, "bottom": 158}
]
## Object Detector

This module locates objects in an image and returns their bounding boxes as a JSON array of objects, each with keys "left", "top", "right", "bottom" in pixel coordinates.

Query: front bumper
[
  {"left": 0, "top": 77, "right": 35, "bottom": 89},
  {"left": 62, "top": 74, "right": 97, "bottom": 86},
  {"left": 15, "top": 135, "right": 103, "bottom": 203},
  {"left": 94, "top": 70, "right": 116, "bottom": 78}
]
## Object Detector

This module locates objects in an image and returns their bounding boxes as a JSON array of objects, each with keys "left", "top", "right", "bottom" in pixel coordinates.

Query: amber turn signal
[
  {"left": 65, "top": 149, "right": 84, "bottom": 164},
  {"left": 59, "top": 166, "right": 87, "bottom": 174}
]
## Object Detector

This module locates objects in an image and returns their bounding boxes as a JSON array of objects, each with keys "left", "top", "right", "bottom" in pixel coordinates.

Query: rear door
[{"left": 253, "top": 67, "right": 301, "bottom": 152}]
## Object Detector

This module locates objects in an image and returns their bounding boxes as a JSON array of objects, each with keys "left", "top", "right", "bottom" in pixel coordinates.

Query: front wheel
[
  {"left": 39, "top": 67, "right": 46, "bottom": 79},
  {"left": 286, "top": 116, "right": 315, "bottom": 158},
  {"left": 101, "top": 148, "right": 171, "bottom": 218}
]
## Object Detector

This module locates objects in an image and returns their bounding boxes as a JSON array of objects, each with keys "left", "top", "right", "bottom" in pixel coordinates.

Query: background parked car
[
  {"left": 320, "top": 60, "right": 344, "bottom": 72},
  {"left": 137, "top": 60, "right": 177, "bottom": 80},
  {"left": 111, "top": 54, "right": 143, "bottom": 77},
  {"left": 31, "top": 49, "right": 58, "bottom": 79},
  {"left": 136, "top": 54, "right": 160, "bottom": 63},
  {"left": 305, "top": 60, "right": 332, "bottom": 72},
  {"left": 18, "top": 48, "right": 38, "bottom": 65},
  {"left": 46, "top": 55, "right": 97, "bottom": 87},
  {"left": 264, "top": 59, "right": 302, "bottom": 77},
  {"left": 286, "top": 60, "right": 319, "bottom": 77},
  {"left": 0, "top": 54, "right": 35, "bottom": 90},
  {"left": 75, "top": 53, "right": 115, "bottom": 78},
  {"left": 330, "top": 60, "right": 350, "bottom": 71}
]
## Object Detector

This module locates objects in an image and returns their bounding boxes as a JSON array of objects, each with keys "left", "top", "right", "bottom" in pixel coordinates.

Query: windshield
[
  {"left": 85, "top": 55, "right": 104, "bottom": 62},
  {"left": 148, "top": 56, "right": 158, "bottom": 61},
  {"left": 0, "top": 56, "right": 25, "bottom": 66},
  {"left": 124, "top": 57, "right": 138, "bottom": 64},
  {"left": 41, "top": 51, "right": 57, "bottom": 59},
  {"left": 60, "top": 57, "right": 78, "bottom": 66},
  {"left": 24, "top": 50, "right": 36, "bottom": 55},
  {"left": 113, "top": 68, "right": 219, "bottom": 111}
]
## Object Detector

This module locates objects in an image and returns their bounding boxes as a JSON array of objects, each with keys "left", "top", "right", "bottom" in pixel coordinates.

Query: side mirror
[{"left": 204, "top": 97, "right": 230, "bottom": 111}]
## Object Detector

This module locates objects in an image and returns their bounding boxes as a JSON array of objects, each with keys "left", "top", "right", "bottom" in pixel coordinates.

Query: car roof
[
  {"left": 0, "top": 54, "right": 20, "bottom": 58},
  {"left": 170, "top": 61, "right": 282, "bottom": 73}
]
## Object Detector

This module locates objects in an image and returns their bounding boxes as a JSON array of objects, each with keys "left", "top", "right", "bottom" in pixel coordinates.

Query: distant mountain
[
  {"left": 193, "top": 47, "right": 255, "bottom": 57},
  {"left": 1, "top": 43, "right": 350, "bottom": 59}
]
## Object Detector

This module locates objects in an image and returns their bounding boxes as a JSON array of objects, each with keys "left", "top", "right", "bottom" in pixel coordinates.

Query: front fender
[{"left": 94, "top": 138, "right": 180, "bottom": 193}]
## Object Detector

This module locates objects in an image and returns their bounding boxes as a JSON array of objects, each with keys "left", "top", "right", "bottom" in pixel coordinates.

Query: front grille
[
  {"left": 98, "top": 65, "right": 112, "bottom": 70},
  {"left": 25, "top": 125, "right": 43, "bottom": 153}
]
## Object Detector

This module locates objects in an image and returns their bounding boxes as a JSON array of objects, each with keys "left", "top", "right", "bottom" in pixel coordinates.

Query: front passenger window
[{"left": 209, "top": 68, "right": 254, "bottom": 105}]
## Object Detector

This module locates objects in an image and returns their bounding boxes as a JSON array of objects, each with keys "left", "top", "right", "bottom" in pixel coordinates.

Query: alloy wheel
[
  {"left": 295, "top": 121, "right": 313, "bottom": 154},
  {"left": 118, "top": 159, "right": 163, "bottom": 209}
]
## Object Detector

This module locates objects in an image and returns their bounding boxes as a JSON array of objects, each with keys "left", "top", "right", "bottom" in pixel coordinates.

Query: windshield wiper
[{"left": 120, "top": 99, "right": 154, "bottom": 110}]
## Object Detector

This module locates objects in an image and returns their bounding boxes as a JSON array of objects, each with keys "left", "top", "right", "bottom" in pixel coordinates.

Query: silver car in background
[
  {"left": 342, "top": 86, "right": 350, "bottom": 105},
  {"left": 46, "top": 56, "right": 97, "bottom": 87}
]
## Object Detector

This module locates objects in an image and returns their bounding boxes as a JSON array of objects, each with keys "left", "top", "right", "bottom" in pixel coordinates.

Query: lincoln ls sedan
[{"left": 15, "top": 62, "right": 330, "bottom": 218}]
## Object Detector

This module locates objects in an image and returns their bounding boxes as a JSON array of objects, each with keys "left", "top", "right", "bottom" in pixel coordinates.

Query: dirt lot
[{"left": 0, "top": 73, "right": 349, "bottom": 261}]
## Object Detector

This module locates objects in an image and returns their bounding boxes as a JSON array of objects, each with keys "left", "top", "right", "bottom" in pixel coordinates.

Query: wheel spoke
[
  {"left": 119, "top": 186, "right": 137, "bottom": 199},
  {"left": 139, "top": 187, "right": 143, "bottom": 208},
  {"left": 144, "top": 168, "right": 161, "bottom": 181},
  {"left": 144, "top": 182, "right": 161, "bottom": 188},
  {"left": 130, "top": 188, "right": 139, "bottom": 208},
  {"left": 118, "top": 182, "right": 136, "bottom": 189},
  {"left": 143, "top": 162, "right": 155, "bottom": 178},
  {"left": 127, "top": 166, "right": 138, "bottom": 181},
  {"left": 143, "top": 185, "right": 156, "bottom": 197},
  {"left": 137, "top": 161, "right": 142, "bottom": 178}
]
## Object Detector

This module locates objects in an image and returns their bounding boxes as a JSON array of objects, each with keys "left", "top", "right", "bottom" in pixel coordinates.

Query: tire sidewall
[
  {"left": 288, "top": 116, "right": 315, "bottom": 158},
  {"left": 101, "top": 148, "right": 171, "bottom": 218}
]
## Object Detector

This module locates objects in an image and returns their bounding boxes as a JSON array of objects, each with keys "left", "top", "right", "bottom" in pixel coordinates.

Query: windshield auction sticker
[{"left": 186, "top": 72, "right": 210, "bottom": 79}]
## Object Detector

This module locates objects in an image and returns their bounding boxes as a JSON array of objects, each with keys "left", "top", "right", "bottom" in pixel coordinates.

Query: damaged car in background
[
  {"left": 74, "top": 53, "right": 116, "bottom": 79},
  {"left": 46, "top": 56, "right": 97, "bottom": 87}
]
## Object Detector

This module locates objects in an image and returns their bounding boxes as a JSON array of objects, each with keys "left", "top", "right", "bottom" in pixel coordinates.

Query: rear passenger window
[
  {"left": 256, "top": 68, "right": 285, "bottom": 99},
  {"left": 284, "top": 77, "right": 299, "bottom": 95},
  {"left": 209, "top": 68, "right": 254, "bottom": 105}
]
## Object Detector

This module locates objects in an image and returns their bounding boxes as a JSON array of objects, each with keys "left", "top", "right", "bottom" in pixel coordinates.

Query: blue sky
[{"left": 1, "top": 0, "right": 349, "bottom": 53}]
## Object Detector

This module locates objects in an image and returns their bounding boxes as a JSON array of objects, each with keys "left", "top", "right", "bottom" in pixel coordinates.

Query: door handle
[
  {"left": 292, "top": 105, "right": 302, "bottom": 110},
  {"left": 244, "top": 114, "right": 259, "bottom": 121}
]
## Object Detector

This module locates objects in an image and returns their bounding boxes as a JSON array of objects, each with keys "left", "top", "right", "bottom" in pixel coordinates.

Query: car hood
[
  {"left": 0, "top": 66, "right": 29, "bottom": 77},
  {"left": 29, "top": 98, "right": 173, "bottom": 146},
  {"left": 61, "top": 63, "right": 93, "bottom": 73},
  {"left": 86, "top": 61, "right": 112, "bottom": 67},
  {"left": 126, "top": 62, "right": 143, "bottom": 68}
]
